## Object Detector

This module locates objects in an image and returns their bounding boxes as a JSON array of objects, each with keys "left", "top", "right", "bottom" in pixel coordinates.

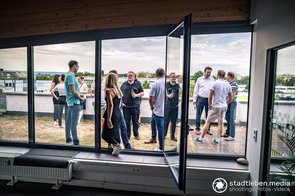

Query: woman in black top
[{"left": 102, "top": 73, "right": 123, "bottom": 156}]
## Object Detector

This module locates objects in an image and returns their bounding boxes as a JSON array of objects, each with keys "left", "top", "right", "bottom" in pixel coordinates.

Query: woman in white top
[
  {"left": 77, "top": 76, "right": 89, "bottom": 124},
  {"left": 51, "top": 74, "right": 67, "bottom": 128}
]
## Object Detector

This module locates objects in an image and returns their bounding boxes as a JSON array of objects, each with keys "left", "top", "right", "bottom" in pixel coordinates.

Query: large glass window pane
[
  {"left": 101, "top": 37, "right": 165, "bottom": 151},
  {"left": 188, "top": 33, "right": 251, "bottom": 156},
  {"left": 34, "top": 41, "right": 95, "bottom": 146},
  {"left": 271, "top": 44, "right": 295, "bottom": 159},
  {"left": 0, "top": 47, "right": 28, "bottom": 142}
]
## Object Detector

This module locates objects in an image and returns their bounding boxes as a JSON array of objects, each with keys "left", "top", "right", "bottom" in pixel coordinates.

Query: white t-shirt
[
  {"left": 79, "top": 83, "right": 88, "bottom": 99},
  {"left": 55, "top": 83, "right": 66, "bottom": 96},
  {"left": 91, "top": 80, "right": 106, "bottom": 104},
  {"left": 210, "top": 79, "right": 232, "bottom": 108},
  {"left": 149, "top": 78, "right": 165, "bottom": 117}
]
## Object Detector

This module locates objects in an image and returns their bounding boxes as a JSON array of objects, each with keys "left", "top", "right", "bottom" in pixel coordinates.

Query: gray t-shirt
[
  {"left": 149, "top": 78, "right": 165, "bottom": 117},
  {"left": 210, "top": 79, "right": 232, "bottom": 108}
]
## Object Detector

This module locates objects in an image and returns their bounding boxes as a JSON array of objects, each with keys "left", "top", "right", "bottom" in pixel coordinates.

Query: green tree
[
  {"left": 137, "top": 72, "right": 145, "bottom": 78},
  {"left": 191, "top": 71, "right": 203, "bottom": 83},
  {"left": 142, "top": 80, "right": 150, "bottom": 89}
]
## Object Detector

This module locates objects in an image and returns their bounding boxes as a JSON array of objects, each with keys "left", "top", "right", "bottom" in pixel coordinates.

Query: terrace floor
[{"left": 0, "top": 114, "right": 249, "bottom": 155}]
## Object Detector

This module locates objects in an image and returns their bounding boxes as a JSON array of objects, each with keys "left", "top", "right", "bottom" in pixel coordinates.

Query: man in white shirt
[
  {"left": 196, "top": 70, "right": 233, "bottom": 144},
  {"left": 193, "top": 67, "right": 215, "bottom": 135}
]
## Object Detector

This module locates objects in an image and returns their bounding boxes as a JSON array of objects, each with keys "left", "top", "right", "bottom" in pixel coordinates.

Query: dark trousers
[
  {"left": 53, "top": 104, "right": 59, "bottom": 121},
  {"left": 57, "top": 96, "right": 67, "bottom": 126},
  {"left": 123, "top": 107, "right": 140, "bottom": 139},
  {"left": 225, "top": 101, "right": 237, "bottom": 137},
  {"left": 164, "top": 107, "right": 178, "bottom": 139},
  {"left": 195, "top": 97, "right": 209, "bottom": 131},
  {"left": 119, "top": 108, "right": 131, "bottom": 148}
]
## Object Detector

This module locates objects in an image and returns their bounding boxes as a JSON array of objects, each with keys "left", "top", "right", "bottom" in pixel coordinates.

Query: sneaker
[
  {"left": 125, "top": 145, "right": 135, "bottom": 150},
  {"left": 195, "top": 137, "right": 203, "bottom": 142},
  {"left": 66, "top": 141, "right": 73, "bottom": 145},
  {"left": 144, "top": 139, "right": 157, "bottom": 144},
  {"left": 170, "top": 137, "right": 178, "bottom": 142},
  {"left": 225, "top": 136, "right": 235, "bottom": 141},
  {"left": 153, "top": 148, "right": 163, "bottom": 152},
  {"left": 213, "top": 138, "right": 220, "bottom": 144},
  {"left": 221, "top": 134, "right": 229, "bottom": 137},
  {"left": 135, "top": 136, "right": 140, "bottom": 140},
  {"left": 112, "top": 145, "right": 123, "bottom": 156},
  {"left": 188, "top": 125, "right": 194, "bottom": 131},
  {"left": 207, "top": 131, "right": 213, "bottom": 135},
  {"left": 54, "top": 121, "right": 58, "bottom": 126}
]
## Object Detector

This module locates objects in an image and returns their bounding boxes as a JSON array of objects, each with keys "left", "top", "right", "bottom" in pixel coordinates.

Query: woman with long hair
[
  {"left": 51, "top": 74, "right": 67, "bottom": 128},
  {"left": 50, "top": 74, "right": 60, "bottom": 126},
  {"left": 102, "top": 73, "right": 123, "bottom": 155}
]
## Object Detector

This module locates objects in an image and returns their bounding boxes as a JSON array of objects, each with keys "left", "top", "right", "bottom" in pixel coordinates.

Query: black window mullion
[
  {"left": 27, "top": 46, "right": 35, "bottom": 144},
  {"left": 95, "top": 40, "right": 102, "bottom": 149}
]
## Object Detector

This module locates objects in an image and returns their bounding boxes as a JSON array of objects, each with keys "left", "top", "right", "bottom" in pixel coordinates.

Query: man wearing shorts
[{"left": 196, "top": 70, "right": 233, "bottom": 144}]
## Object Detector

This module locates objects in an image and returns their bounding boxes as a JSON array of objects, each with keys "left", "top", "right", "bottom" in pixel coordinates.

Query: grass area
[{"left": 237, "top": 95, "right": 248, "bottom": 101}]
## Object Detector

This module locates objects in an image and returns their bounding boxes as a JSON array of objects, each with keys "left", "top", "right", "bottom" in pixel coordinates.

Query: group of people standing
[
  {"left": 193, "top": 67, "right": 238, "bottom": 144},
  {"left": 50, "top": 61, "right": 238, "bottom": 154}
]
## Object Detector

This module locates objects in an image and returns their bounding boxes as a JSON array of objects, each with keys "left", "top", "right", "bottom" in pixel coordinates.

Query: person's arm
[
  {"left": 149, "top": 84, "right": 156, "bottom": 110},
  {"left": 192, "top": 79, "right": 199, "bottom": 104},
  {"left": 208, "top": 90, "right": 214, "bottom": 109},
  {"left": 49, "top": 82, "right": 55, "bottom": 91},
  {"left": 50, "top": 86, "right": 58, "bottom": 100},
  {"left": 105, "top": 89, "right": 114, "bottom": 129},
  {"left": 90, "top": 83, "right": 95, "bottom": 97},
  {"left": 69, "top": 84, "right": 84, "bottom": 102},
  {"left": 149, "top": 96, "right": 155, "bottom": 110},
  {"left": 82, "top": 84, "right": 89, "bottom": 94}
]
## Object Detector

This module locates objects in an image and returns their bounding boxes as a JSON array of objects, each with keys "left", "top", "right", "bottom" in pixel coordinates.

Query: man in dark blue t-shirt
[{"left": 121, "top": 71, "right": 144, "bottom": 140}]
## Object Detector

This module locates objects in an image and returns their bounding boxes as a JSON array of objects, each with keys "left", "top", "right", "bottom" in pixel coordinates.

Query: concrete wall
[
  {"left": 248, "top": 0, "right": 295, "bottom": 195},
  {"left": 5, "top": 92, "right": 251, "bottom": 124}
]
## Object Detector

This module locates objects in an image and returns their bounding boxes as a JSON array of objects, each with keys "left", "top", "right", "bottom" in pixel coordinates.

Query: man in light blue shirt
[{"left": 65, "top": 60, "right": 84, "bottom": 145}]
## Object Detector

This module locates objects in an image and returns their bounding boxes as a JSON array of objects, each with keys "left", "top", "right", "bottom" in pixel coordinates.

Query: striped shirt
[{"left": 230, "top": 80, "right": 238, "bottom": 101}]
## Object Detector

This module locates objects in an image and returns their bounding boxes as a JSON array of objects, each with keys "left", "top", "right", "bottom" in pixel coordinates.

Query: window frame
[
  {"left": 260, "top": 40, "right": 295, "bottom": 183},
  {"left": 0, "top": 21, "right": 253, "bottom": 158}
]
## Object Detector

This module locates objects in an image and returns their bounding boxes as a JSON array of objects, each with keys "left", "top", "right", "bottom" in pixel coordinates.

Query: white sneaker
[
  {"left": 112, "top": 145, "right": 123, "bottom": 156},
  {"left": 66, "top": 141, "right": 73, "bottom": 145},
  {"left": 54, "top": 121, "right": 58, "bottom": 126},
  {"left": 153, "top": 148, "right": 163, "bottom": 152},
  {"left": 225, "top": 136, "right": 235, "bottom": 141}
]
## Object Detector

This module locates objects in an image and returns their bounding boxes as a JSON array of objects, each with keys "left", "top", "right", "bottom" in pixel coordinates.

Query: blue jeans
[
  {"left": 151, "top": 113, "right": 164, "bottom": 150},
  {"left": 65, "top": 104, "right": 80, "bottom": 145},
  {"left": 225, "top": 101, "right": 237, "bottom": 138},
  {"left": 120, "top": 108, "right": 131, "bottom": 148},
  {"left": 123, "top": 107, "right": 140, "bottom": 139},
  {"left": 195, "top": 97, "right": 209, "bottom": 130}
]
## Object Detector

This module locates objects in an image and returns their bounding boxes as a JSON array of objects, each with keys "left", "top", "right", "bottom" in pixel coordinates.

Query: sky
[
  {"left": 277, "top": 44, "right": 295, "bottom": 75},
  {"left": 0, "top": 32, "right": 256, "bottom": 76}
]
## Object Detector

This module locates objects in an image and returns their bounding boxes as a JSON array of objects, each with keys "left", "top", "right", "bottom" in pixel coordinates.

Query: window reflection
[{"left": 271, "top": 44, "right": 295, "bottom": 158}]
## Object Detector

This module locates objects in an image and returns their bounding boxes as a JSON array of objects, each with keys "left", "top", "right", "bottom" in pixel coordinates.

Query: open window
[{"left": 163, "top": 14, "right": 192, "bottom": 192}]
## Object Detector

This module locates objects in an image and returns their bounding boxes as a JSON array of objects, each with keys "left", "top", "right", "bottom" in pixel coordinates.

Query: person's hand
[
  {"left": 107, "top": 120, "right": 113, "bottom": 129},
  {"left": 167, "top": 92, "right": 174, "bottom": 99},
  {"left": 91, "top": 92, "right": 94, "bottom": 97},
  {"left": 80, "top": 97, "right": 85, "bottom": 102},
  {"left": 131, "top": 91, "right": 137, "bottom": 98}
]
